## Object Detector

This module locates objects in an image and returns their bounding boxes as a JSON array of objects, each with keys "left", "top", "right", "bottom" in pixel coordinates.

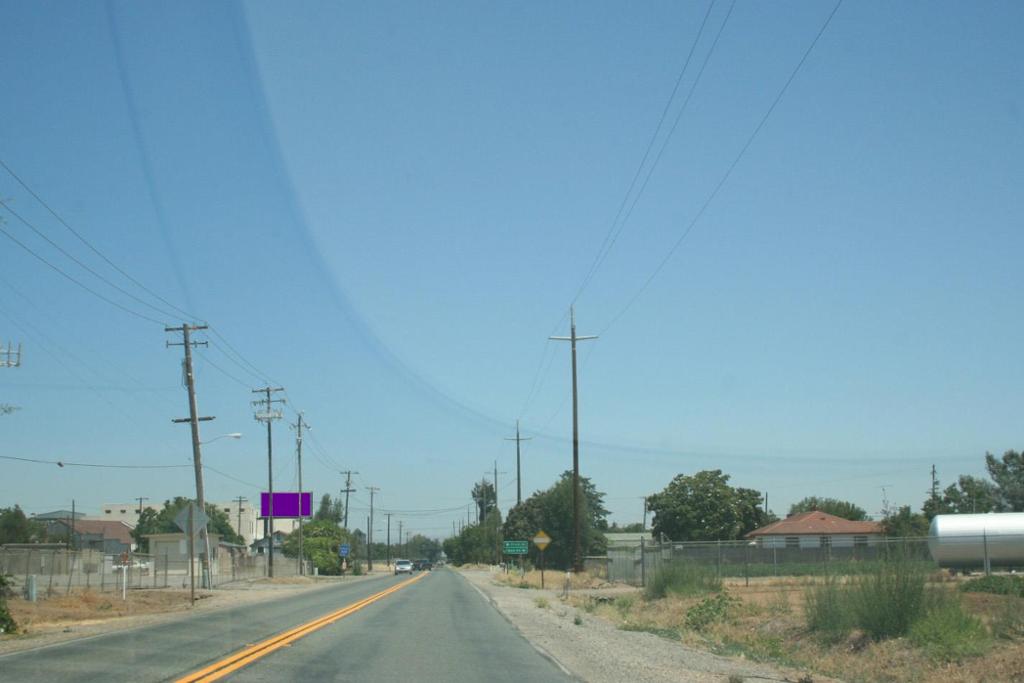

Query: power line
[
  {"left": 600, "top": 0, "right": 844, "bottom": 335},
  {"left": 0, "top": 219, "right": 166, "bottom": 325},
  {"left": 572, "top": 0, "right": 722, "bottom": 304},
  {"left": 0, "top": 200, "right": 179, "bottom": 322},
  {"left": 0, "top": 454, "right": 189, "bottom": 469},
  {"left": 0, "top": 156, "right": 198, "bottom": 321}
]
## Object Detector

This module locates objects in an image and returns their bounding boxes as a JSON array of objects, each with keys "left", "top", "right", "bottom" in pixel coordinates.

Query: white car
[{"left": 394, "top": 559, "right": 413, "bottom": 575}]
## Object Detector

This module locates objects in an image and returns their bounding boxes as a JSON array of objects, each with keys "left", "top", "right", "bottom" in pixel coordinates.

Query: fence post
[
  {"left": 24, "top": 548, "right": 32, "bottom": 592},
  {"left": 640, "top": 537, "right": 646, "bottom": 588},
  {"left": 47, "top": 551, "right": 56, "bottom": 597},
  {"left": 744, "top": 544, "right": 750, "bottom": 587},
  {"left": 66, "top": 550, "right": 75, "bottom": 595},
  {"left": 983, "top": 530, "right": 991, "bottom": 576},
  {"left": 716, "top": 540, "right": 722, "bottom": 580}
]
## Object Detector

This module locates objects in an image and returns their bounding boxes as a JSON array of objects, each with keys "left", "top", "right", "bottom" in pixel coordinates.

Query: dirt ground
[{"left": 570, "top": 576, "right": 1024, "bottom": 683}]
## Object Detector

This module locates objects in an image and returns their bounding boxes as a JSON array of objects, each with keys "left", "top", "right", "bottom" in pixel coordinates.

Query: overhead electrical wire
[
  {"left": 0, "top": 156, "right": 198, "bottom": 321},
  {"left": 518, "top": 0, "right": 722, "bottom": 424},
  {"left": 0, "top": 200, "right": 178, "bottom": 322},
  {"left": 571, "top": 0, "right": 722, "bottom": 304},
  {"left": 0, "top": 219, "right": 166, "bottom": 325},
  {"left": 600, "top": 0, "right": 844, "bottom": 335}
]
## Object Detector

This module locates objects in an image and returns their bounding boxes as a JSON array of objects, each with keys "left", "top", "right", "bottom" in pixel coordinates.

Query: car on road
[
  {"left": 394, "top": 559, "right": 413, "bottom": 575},
  {"left": 414, "top": 560, "right": 433, "bottom": 571}
]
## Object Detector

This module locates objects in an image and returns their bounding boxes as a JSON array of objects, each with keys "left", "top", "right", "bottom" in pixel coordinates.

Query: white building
[
  {"left": 88, "top": 503, "right": 141, "bottom": 528},
  {"left": 213, "top": 500, "right": 301, "bottom": 547}
]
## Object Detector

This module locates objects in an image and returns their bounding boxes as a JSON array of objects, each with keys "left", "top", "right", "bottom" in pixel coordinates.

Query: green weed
[
  {"left": 960, "top": 575, "right": 1024, "bottom": 598},
  {"left": 685, "top": 592, "right": 738, "bottom": 631},
  {"left": 534, "top": 596, "right": 549, "bottom": 609},
  {"left": 645, "top": 562, "right": 721, "bottom": 600},
  {"left": 910, "top": 597, "right": 991, "bottom": 661}
]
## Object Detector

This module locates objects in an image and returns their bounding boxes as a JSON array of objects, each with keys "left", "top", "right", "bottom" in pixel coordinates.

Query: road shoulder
[{"left": 459, "top": 569, "right": 814, "bottom": 683}]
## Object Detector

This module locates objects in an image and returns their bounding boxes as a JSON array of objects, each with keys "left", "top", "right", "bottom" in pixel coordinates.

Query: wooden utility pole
[
  {"left": 505, "top": 420, "right": 532, "bottom": 506},
  {"left": 366, "top": 486, "right": 379, "bottom": 571},
  {"left": 252, "top": 386, "right": 285, "bottom": 577},
  {"left": 292, "top": 413, "right": 308, "bottom": 575},
  {"left": 136, "top": 497, "right": 149, "bottom": 516},
  {"left": 341, "top": 470, "right": 358, "bottom": 529},
  {"left": 398, "top": 520, "right": 403, "bottom": 557},
  {"left": 385, "top": 513, "right": 392, "bottom": 566},
  {"left": 550, "top": 306, "right": 597, "bottom": 572},
  {"left": 167, "top": 323, "right": 215, "bottom": 588},
  {"left": 234, "top": 496, "right": 248, "bottom": 544}
]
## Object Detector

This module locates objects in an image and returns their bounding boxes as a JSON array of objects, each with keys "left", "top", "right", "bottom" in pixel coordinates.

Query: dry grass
[
  {"left": 493, "top": 569, "right": 612, "bottom": 590},
  {"left": 568, "top": 576, "right": 1024, "bottom": 683},
  {"left": 5, "top": 589, "right": 207, "bottom": 635}
]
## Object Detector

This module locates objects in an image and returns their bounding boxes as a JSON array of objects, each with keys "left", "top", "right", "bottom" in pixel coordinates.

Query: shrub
[
  {"left": 351, "top": 560, "right": 363, "bottom": 576},
  {"left": 990, "top": 600, "right": 1024, "bottom": 639},
  {"left": 910, "top": 597, "right": 990, "bottom": 661},
  {"left": 614, "top": 594, "right": 635, "bottom": 618},
  {"left": 534, "top": 596, "right": 549, "bottom": 609},
  {"left": 960, "top": 575, "right": 1024, "bottom": 598},
  {"left": 847, "top": 557, "right": 927, "bottom": 640},
  {"left": 804, "top": 575, "right": 851, "bottom": 643},
  {"left": 645, "top": 562, "right": 721, "bottom": 600},
  {"left": 573, "top": 614, "right": 583, "bottom": 626},
  {"left": 0, "top": 574, "right": 15, "bottom": 634},
  {"left": 685, "top": 592, "right": 737, "bottom": 631}
]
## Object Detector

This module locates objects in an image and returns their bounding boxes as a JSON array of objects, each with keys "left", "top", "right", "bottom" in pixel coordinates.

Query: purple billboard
[{"left": 259, "top": 492, "right": 311, "bottom": 519}]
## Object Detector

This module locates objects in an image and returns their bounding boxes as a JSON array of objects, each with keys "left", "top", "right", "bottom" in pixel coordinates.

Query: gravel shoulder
[
  {"left": 0, "top": 573, "right": 381, "bottom": 656},
  {"left": 459, "top": 569, "right": 829, "bottom": 683}
]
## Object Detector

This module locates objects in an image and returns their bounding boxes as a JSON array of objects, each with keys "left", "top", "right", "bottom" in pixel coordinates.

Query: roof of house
[
  {"left": 54, "top": 519, "right": 135, "bottom": 545},
  {"left": 604, "top": 532, "right": 653, "bottom": 545},
  {"left": 33, "top": 510, "right": 85, "bottom": 520},
  {"left": 746, "top": 511, "right": 882, "bottom": 538}
]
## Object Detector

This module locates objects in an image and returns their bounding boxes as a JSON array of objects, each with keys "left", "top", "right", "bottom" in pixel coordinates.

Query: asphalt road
[{"left": 0, "top": 569, "right": 572, "bottom": 682}]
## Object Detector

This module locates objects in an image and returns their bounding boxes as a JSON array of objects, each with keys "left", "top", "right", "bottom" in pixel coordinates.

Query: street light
[{"left": 200, "top": 433, "right": 242, "bottom": 445}]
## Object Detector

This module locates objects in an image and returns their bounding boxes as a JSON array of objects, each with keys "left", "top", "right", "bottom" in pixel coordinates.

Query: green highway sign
[{"left": 503, "top": 540, "right": 529, "bottom": 555}]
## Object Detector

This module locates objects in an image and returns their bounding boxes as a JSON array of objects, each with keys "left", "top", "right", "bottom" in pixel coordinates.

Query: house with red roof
[{"left": 746, "top": 510, "right": 883, "bottom": 549}]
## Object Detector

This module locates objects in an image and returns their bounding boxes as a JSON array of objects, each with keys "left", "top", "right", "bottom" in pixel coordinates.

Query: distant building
[
  {"left": 603, "top": 532, "right": 654, "bottom": 548},
  {"left": 88, "top": 503, "right": 142, "bottom": 528},
  {"left": 32, "top": 509, "right": 85, "bottom": 522},
  {"left": 250, "top": 530, "right": 287, "bottom": 555},
  {"left": 214, "top": 500, "right": 260, "bottom": 547},
  {"left": 50, "top": 519, "right": 135, "bottom": 554},
  {"left": 746, "top": 510, "right": 883, "bottom": 549}
]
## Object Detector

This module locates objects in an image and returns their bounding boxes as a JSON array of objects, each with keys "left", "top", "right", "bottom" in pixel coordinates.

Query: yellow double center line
[{"left": 175, "top": 573, "right": 427, "bottom": 683}]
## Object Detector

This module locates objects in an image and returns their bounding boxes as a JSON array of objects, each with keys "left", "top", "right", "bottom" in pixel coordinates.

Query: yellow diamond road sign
[{"left": 532, "top": 530, "right": 551, "bottom": 551}]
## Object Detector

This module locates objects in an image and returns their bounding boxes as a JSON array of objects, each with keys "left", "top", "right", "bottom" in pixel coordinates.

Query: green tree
[
  {"left": 472, "top": 480, "right": 496, "bottom": 523},
  {"left": 281, "top": 520, "right": 352, "bottom": 575},
  {"left": 132, "top": 497, "right": 243, "bottom": 552},
  {"left": 0, "top": 505, "right": 45, "bottom": 544},
  {"left": 607, "top": 522, "right": 645, "bottom": 533},
  {"left": 502, "top": 471, "right": 608, "bottom": 570},
  {"left": 937, "top": 475, "right": 999, "bottom": 515},
  {"left": 313, "top": 494, "right": 343, "bottom": 524},
  {"left": 986, "top": 450, "right": 1024, "bottom": 511},
  {"left": 789, "top": 496, "right": 868, "bottom": 521},
  {"left": 646, "top": 470, "right": 768, "bottom": 541},
  {"left": 882, "top": 505, "right": 929, "bottom": 537},
  {"left": 404, "top": 534, "right": 442, "bottom": 562}
]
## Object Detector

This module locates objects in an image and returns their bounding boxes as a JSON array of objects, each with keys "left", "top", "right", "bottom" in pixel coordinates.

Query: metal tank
[{"left": 928, "top": 513, "right": 1024, "bottom": 570}]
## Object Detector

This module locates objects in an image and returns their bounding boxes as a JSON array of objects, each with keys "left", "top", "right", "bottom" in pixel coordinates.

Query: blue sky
[{"left": 1, "top": 1, "right": 1022, "bottom": 538}]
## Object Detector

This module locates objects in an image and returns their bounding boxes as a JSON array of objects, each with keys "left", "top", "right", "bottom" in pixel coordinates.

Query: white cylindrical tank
[{"left": 928, "top": 513, "right": 1024, "bottom": 569}]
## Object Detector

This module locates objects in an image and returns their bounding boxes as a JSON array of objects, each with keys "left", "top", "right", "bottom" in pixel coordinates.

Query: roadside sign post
[
  {"left": 503, "top": 540, "right": 528, "bottom": 578},
  {"left": 175, "top": 502, "right": 208, "bottom": 607},
  {"left": 338, "top": 544, "right": 350, "bottom": 575},
  {"left": 532, "top": 531, "right": 551, "bottom": 589}
]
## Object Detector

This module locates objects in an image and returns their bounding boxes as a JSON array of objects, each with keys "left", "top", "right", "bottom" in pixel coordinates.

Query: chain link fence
[
  {"left": 0, "top": 547, "right": 310, "bottom": 599},
  {"left": 604, "top": 534, "right": 1024, "bottom": 586}
]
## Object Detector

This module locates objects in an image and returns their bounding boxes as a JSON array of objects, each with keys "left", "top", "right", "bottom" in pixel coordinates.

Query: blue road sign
[{"left": 338, "top": 544, "right": 351, "bottom": 557}]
